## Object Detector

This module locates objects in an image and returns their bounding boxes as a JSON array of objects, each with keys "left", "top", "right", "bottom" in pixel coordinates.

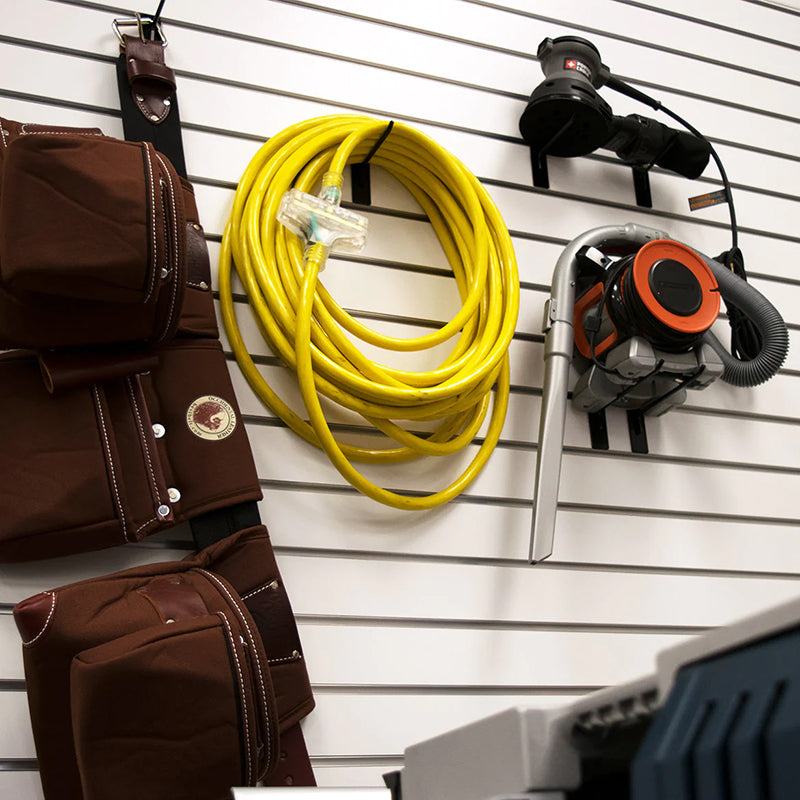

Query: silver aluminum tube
[{"left": 529, "top": 223, "right": 669, "bottom": 564}]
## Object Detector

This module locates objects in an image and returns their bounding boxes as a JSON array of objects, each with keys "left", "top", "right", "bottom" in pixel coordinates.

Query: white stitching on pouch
[
  {"left": 267, "top": 653, "right": 302, "bottom": 665},
  {"left": 198, "top": 569, "right": 272, "bottom": 771},
  {"left": 92, "top": 384, "right": 130, "bottom": 543},
  {"left": 125, "top": 377, "right": 162, "bottom": 508},
  {"left": 19, "top": 130, "right": 102, "bottom": 136},
  {"left": 21, "top": 592, "right": 57, "bottom": 647},
  {"left": 241, "top": 580, "right": 278, "bottom": 601},
  {"left": 218, "top": 611, "right": 253, "bottom": 786},
  {"left": 134, "top": 516, "right": 158, "bottom": 535},
  {"left": 154, "top": 152, "right": 180, "bottom": 343},
  {"left": 142, "top": 144, "right": 158, "bottom": 304}
]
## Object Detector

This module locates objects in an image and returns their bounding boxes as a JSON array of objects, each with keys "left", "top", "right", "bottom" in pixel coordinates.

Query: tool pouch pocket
[
  {"left": 70, "top": 613, "right": 278, "bottom": 800},
  {"left": 0, "top": 126, "right": 186, "bottom": 348},
  {"left": 13, "top": 530, "right": 308, "bottom": 800}
]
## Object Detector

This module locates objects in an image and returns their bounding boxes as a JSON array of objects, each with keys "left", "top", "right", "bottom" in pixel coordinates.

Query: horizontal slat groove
[
  {"left": 310, "top": 756, "right": 404, "bottom": 767},
  {"left": 0, "top": 672, "right": 605, "bottom": 696},
  {"left": 611, "top": 0, "right": 800, "bottom": 51},
  {"left": 257, "top": 478, "right": 800, "bottom": 528},
  {"left": 459, "top": 0, "right": 800, "bottom": 88},
  {"left": 294, "top": 614, "right": 707, "bottom": 634},
  {"left": 272, "top": 544, "right": 800, "bottom": 580},
  {"left": 744, "top": 0, "right": 800, "bottom": 16},
  {"left": 236, "top": 411, "right": 800, "bottom": 476},
  {"left": 310, "top": 683, "right": 600, "bottom": 695},
  {"left": 191, "top": 171, "right": 799, "bottom": 244},
  {"left": 0, "top": 761, "right": 38, "bottom": 772}
]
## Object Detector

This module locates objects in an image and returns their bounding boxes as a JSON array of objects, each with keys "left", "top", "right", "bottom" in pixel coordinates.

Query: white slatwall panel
[{"left": 2, "top": 0, "right": 800, "bottom": 793}]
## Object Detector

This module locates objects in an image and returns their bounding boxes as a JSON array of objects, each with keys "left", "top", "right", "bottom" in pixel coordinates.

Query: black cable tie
[{"left": 361, "top": 120, "right": 395, "bottom": 165}]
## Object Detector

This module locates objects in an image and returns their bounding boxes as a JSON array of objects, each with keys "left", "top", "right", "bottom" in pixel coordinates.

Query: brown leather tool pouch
[
  {"left": 0, "top": 339, "right": 262, "bottom": 562},
  {"left": 0, "top": 120, "right": 186, "bottom": 348},
  {"left": 14, "top": 527, "right": 315, "bottom": 800},
  {"left": 0, "top": 117, "right": 262, "bottom": 562}
]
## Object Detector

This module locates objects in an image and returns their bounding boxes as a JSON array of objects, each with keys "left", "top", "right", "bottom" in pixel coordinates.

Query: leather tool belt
[
  {"left": 13, "top": 526, "right": 316, "bottom": 800},
  {"left": 0, "top": 117, "right": 262, "bottom": 561}
]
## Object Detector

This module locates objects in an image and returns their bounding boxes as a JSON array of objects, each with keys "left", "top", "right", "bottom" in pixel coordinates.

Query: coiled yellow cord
[{"left": 219, "top": 115, "right": 519, "bottom": 510}]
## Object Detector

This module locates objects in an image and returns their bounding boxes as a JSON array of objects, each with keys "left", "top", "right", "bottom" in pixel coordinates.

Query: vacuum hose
[
  {"left": 219, "top": 115, "right": 519, "bottom": 510},
  {"left": 703, "top": 257, "right": 789, "bottom": 387}
]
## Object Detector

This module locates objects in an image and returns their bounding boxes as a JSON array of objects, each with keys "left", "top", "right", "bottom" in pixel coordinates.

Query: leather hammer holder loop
[{"left": 123, "top": 35, "right": 176, "bottom": 125}]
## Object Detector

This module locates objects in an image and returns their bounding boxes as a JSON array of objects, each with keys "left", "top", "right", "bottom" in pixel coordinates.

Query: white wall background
[{"left": 2, "top": 0, "right": 800, "bottom": 794}]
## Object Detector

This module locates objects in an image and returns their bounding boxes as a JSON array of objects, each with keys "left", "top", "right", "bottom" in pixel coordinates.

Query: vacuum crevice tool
[{"left": 529, "top": 223, "right": 668, "bottom": 564}]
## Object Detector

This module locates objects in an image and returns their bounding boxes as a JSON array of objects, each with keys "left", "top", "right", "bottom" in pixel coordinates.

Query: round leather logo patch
[{"left": 186, "top": 395, "right": 237, "bottom": 441}]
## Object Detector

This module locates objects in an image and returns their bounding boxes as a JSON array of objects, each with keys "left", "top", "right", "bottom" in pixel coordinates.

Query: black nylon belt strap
[
  {"left": 189, "top": 501, "right": 263, "bottom": 552},
  {"left": 116, "top": 32, "right": 187, "bottom": 178}
]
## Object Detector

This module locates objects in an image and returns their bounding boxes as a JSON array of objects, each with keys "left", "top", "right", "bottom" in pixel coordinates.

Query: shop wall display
[{"left": 2, "top": 0, "right": 800, "bottom": 794}]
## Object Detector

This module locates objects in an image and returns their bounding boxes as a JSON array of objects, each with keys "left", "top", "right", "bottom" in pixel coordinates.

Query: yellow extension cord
[{"left": 219, "top": 115, "right": 519, "bottom": 510}]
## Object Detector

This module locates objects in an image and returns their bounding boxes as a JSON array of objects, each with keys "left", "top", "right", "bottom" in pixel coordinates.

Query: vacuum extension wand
[{"left": 530, "top": 223, "right": 672, "bottom": 564}]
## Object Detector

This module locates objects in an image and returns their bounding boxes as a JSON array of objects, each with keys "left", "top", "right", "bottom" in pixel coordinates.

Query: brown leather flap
[{"left": 38, "top": 347, "right": 160, "bottom": 394}]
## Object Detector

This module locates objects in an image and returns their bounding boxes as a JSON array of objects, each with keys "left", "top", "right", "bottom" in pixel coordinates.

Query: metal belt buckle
[{"left": 112, "top": 12, "right": 168, "bottom": 47}]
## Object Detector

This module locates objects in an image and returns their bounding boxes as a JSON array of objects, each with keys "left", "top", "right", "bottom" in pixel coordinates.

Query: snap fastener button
[
  {"left": 152, "top": 423, "right": 166, "bottom": 439},
  {"left": 168, "top": 487, "right": 181, "bottom": 503},
  {"left": 160, "top": 267, "right": 170, "bottom": 279},
  {"left": 157, "top": 504, "right": 170, "bottom": 519}
]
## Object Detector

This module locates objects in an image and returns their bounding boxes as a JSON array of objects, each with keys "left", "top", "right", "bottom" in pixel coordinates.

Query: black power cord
[{"left": 606, "top": 77, "right": 761, "bottom": 361}]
